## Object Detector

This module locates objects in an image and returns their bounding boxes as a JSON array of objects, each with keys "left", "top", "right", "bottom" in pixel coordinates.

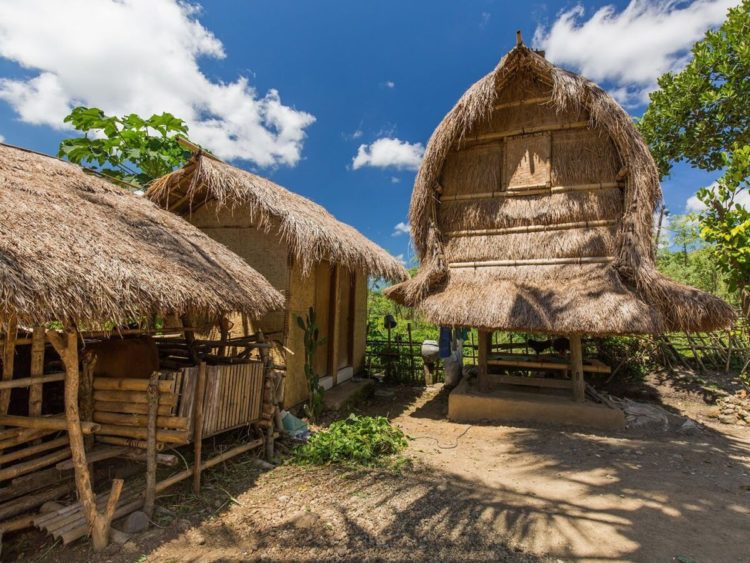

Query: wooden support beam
[
  {"left": 0, "top": 415, "right": 99, "bottom": 434},
  {"left": 28, "top": 328, "right": 45, "bottom": 424},
  {"left": 478, "top": 330, "right": 491, "bottom": 393},
  {"left": 192, "top": 362, "right": 207, "bottom": 494},
  {"left": 0, "top": 316, "right": 18, "bottom": 417},
  {"left": 570, "top": 335, "right": 585, "bottom": 402},
  {"left": 450, "top": 256, "right": 614, "bottom": 269},
  {"left": 143, "top": 372, "right": 159, "bottom": 518},
  {"left": 440, "top": 182, "right": 621, "bottom": 202},
  {"left": 0, "top": 373, "right": 65, "bottom": 390}
]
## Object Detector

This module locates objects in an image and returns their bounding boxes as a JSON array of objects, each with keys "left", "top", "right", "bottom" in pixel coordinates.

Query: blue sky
[{"left": 0, "top": 0, "right": 738, "bottom": 265}]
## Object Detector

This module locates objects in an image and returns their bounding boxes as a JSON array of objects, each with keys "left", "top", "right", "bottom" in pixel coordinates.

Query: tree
[
  {"left": 639, "top": 1, "right": 750, "bottom": 321},
  {"left": 638, "top": 0, "right": 750, "bottom": 177},
  {"left": 695, "top": 147, "right": 750, "bottom": 318},
  {"left": 58, "top": 106, "right": 192, "bottom": 187}
]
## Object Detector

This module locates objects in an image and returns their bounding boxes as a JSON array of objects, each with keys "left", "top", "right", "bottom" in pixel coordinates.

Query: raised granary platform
[{"left": 448, "top": 376, "right": 625, "bottom": 430}]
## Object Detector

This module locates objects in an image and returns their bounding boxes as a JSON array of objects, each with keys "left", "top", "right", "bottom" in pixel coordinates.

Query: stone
[
  {"left": 718, "top": 415, "right": 736, "bottom": 425},
  {"left": 122, "top": 540, "right": 139, "bottom": 554},
  {"left": 121, "top": 510, "right": 150, "bottom": 534},
  {"left": 291, "top": 511, "right": 321, "bottom": 530}
]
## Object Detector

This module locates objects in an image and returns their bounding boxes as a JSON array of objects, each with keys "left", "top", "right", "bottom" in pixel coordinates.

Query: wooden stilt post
[
  {"left": 570, "top": 335, "right": 585, "bottom": 402},
  {"left": 258, "top": 331, "right": 275, "bottom": 461},
  {"left": 28, "top": 327, "right": 45, "bottom": 421},
  {"left": 80, "top": 352, "right": 96, "bottom": 451},
  {"left": 47, "top": 326, "right": 122, "bottom": 551},
  {"left": 478, "top": 329, "right": 491, "bottom": 393},
  {"left": 144, "top": 371, "right": 159, "bottom": 517},
  {"left": 0, "top": 316, "right": 18, "bottom": 417},
  {"left": 192, "top": 361, "right": 207, "bottom": 495}
]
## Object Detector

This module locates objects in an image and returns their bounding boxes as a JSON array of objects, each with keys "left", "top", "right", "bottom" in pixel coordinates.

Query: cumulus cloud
[
  {"left": 394, "top": 253, "right": 407, "bottom": 267},
  {"left": 384, "top": 81, "right": 396, "bottom": 89},
  {"left": 390, "top": 176, "right": 401, "bottom": 184},
  {"left": 0, "top": 0, "right": 315, "bottom": 167},
  {"left": 0, "top": 132, "right": 4, "bottom": 143},
  {"left": 533, "top": 0, "right": 736, "bottom": 106},
  {"left": 352, "top": 137, "right": 424, "bottom": 171},
  {"left": 392, "top": 222, "right": 411, "bottom": 237},
  {"left": 686, "top": 182, "right": 750, "bottom": 212}
]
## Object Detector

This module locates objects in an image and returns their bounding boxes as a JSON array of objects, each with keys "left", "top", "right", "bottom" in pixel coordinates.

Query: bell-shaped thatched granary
[{"left": 386, "top": 38, "right": 733, "bottom": 424}]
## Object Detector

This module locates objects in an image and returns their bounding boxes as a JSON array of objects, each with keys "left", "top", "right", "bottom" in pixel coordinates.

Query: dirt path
[
  {"left": 371, "top": 386, "right": 750, "bottom": 562},
  {"left": 17, "top": 382, "right": 750, "bottom": 563}
]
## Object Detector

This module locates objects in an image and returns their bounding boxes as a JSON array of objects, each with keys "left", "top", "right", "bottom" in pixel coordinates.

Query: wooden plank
[
  {"left": 93, "top": 412, "right": 189, "bottom": 430},
  {"left": 478, "top": 330, "right": 490, "bottom": 393},
  {"left": 93, "top": 389, "right": 177, "bottom": 406},
  {"left": 93, "top": 378, "right": 173, "bottom": 393},
  {"left": 94, "top": 401, "right": 173, "bottom": 416}
]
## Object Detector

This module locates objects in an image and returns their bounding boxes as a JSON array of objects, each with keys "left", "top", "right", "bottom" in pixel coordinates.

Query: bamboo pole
[
  {"left": 28, "top": 328, "right": 45, "bottom": 429},
  {"left": 93, "top": 412, "right": 188, "bottom": 430},
  {"left": 407, "top": 323, "right": 416, "bottom": 383},
  {"left": 93, "top": 389, "right": 177, "bottom": 406},
  {"left": 94, "top": 424, "right": 188, "bottom": 444},
  {"left": 0, "top": 316, "right": 18, "bottom": 417},
  {"left": 440, "top": 182, "right": 621, "bottom": 202},
  {"left": 93, "top": 378, "right": 173, "bottom": 393},
  {"left": 446, "top": 219, "right": 617, "bottom": 238},
  {"left": 450, "top": 256, "right": 614, "bottom": 269},
  {"left": 0, "top": 415, "right": 99, "bottom": 434},
  {"left": 96, "top": 436, "right": 163, "bottom": 451},
  {"left": 0, "top": 436, "right": 68, "bottom": 465},
  {"left": 0, "top": 447, "right": 70, "bottom": 481},
  {"left": 144, "top": 372, "right": 159, "bottom": 518},
  {"left": 570, "top": 335, "right": 585, "bottom": 402},
  {"left": 192, "top": 361, "right": 207, "bottom": 495},
  {"left": 94, "top": 401, "right": 173, "bottom": 416},
  {"left": 46, "top": 327, "right": 123, "bottom": 551},
  {"left": 0, "top": 373, "right": 65, "bottom": 390},
  {"left": 81, "top": 352, "right": 96, "bottom": 451},
  {"left": 0, "top": 428, "right": 56, "bottom": 450}
]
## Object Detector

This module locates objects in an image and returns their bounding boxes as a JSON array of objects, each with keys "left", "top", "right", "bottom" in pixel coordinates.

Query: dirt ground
[{"left": 10, "top": 372, "right": 750, "bottom": 563}]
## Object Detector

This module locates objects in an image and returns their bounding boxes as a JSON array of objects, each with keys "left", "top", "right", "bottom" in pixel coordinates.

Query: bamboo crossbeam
[
  {"left": 94, "top": 424, "right": 188, "bottom": 445},
  {"left": 450, "top": 256, "right": 614, "bottom": 269},
  {"left": 93, "top": 378, "right": 173, "bottom": 393},
  {"left": 0, "top": 482, "right": 73, "bottom": 522},
  {"left": 493, "top": 95, "right": 551, "bottom": 110},
  {"left": 496, "top": 374, "right": 573, "bottom": 389},
  {"left": 458, "top": 120, "right": 589, "bottom": 145},
  {"left": 440, "top": 182, "right": 621, "bottom": 202},
  {"left": 94, "top": 400, "right": 173, "bottom": 416},
  {"left": 0, "top": 373, "right": 65, "bottom": 390},
  {"left": 55, "top": 447, "right": 127, "bottom": 471},
  {"left": 0, "top": 448, "right": 70, "bottom": 481},
  {"left": 488, "top": 356, "right": 611, "bottom": 374},
  {"left": 95, "top": 436, "right": 164, "bottom": 451},
  {"left": 446, "top": 219, "right": 617, "bottom": 238},
  {"left": 0, "top": 436, "right": 68, "bottom": 465},
  {"left": 93, "top": 390, "right": 177, "bottom": 406},
  {"left": 0, "top": 416, "right": 99, "bottom": 434},
  {"left": 93, "top": 412, "right": 188, "bottom": 430}
]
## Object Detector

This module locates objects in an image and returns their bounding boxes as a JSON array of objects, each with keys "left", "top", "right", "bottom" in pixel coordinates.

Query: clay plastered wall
[{"left": 284, "top": 261, "right": 317, "bottom": 408}]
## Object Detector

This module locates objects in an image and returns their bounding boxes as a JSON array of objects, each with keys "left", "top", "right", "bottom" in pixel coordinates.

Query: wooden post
[
  {"left": 28, "top": 327, "right": 45, "bottom": 421},
  {"left": 80, "top": 352, "right": 96, "bottom": 451},
  {"left": 0, "top": 316, "right": 18, "bottom": 417},
  {"left": 258, "top": 332, "right": 275, "bottom": 461},
  {"left": 181, "top": 315, "right": 200, "bottom": 365},
  {"left": 144, "top": 372, "right": 159, "bottom": 517},
  {"left": 478, "top": 330, "right": 490, "bottom": 393},
  {"left": 46, "top": 326, "right": 122, "bottom": 551},
  {"left": 407, "top": 323, "right": 416, "bottom": 383},
  {"left": 192, "top": 361, "right": 207, "bottom": 495},
  {"left": 570, "top": 335, "right": 585, "bottom": 402},
  {"left": 218, "top": 316, "right": 230, "bottom": 358}
]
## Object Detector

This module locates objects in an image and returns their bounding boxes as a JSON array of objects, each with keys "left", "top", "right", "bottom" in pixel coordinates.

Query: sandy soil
[{"left": 11, "top": 376, "right": 750, "bottom": 563}]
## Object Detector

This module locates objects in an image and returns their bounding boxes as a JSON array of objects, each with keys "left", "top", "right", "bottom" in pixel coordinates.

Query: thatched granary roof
[
  {"left": 148, "top": 154, "right": 408, "bottom": 282},
  {"left": 385, "top": 44, "right": 733, "bottom": 335},
  {"left": 0, "top": 143, "right": 285, "bottom": 327}
]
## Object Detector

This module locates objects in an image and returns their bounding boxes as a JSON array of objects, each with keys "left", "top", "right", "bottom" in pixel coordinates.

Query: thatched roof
[
  {"left": 385, "top": 44, "right": 733, "bottom": 335},
  {"left": 0, "top": 143, "right": 285, "bottom": 327},
  {"left": 147, "top": 154, "right": 408, "bottom": 282}
]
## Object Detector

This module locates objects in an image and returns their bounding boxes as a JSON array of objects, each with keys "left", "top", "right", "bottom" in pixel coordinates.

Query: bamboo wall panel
[{"left": 505, "top": 133, "right": 550, "bottom": 190}]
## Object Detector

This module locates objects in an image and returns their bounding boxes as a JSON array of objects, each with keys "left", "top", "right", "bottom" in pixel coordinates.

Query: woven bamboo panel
[
  {"left": 441, "top": 144, "right": 503, "bottom": 197},
  {"left": 505, "top": 133, "right": 550, "bottom": 189},
  {"left": 177, "top": 362, "right": 264, "bottom": 438},
  {"left": 551, "top": 129, "right": 621, "bottom": 185}
]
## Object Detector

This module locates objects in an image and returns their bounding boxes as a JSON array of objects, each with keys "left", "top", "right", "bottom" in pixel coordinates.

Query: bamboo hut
[
  {"left": 148, "top": 151, "right": 408, "bottom": 407},
  {"left": 0, "top": 142, "right": 285, "bottom": 549},
  {"left": 385, "top": 38, "right": 734, "bottom": 426}
]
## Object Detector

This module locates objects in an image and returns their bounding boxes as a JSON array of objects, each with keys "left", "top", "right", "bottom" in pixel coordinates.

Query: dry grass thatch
[
  {"left": 148, "top": 155, "right": 408, "bottom": 282},
  {"left": 0, "top": 143, "right": 285, "bottom": 327},
  {"left": 385, "top": 44, "right": 734, "bottom": 334}
]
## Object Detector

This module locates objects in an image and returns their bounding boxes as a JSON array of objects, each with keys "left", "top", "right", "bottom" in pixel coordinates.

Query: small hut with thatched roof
[
  {"left": 0, "top": 142, "right": 284, "bottom": 549},
  {"left": 148, "top": 151, "right": 408, "bottom": 408},
  {"left": 385, "top": 36, "right": 733, "bottom": 427}
]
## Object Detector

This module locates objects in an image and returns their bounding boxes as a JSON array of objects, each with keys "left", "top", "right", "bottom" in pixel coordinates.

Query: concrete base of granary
[
  {"left": 323, "top": 377, "right": 374, "bottom": 411},
  {"left": 449, "top": 377, "right": 625, "bottom": 430}
]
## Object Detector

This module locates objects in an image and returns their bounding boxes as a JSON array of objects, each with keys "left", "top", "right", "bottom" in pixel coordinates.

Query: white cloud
[
  {"left": 533, "top": 0, "right": 736, "bottom": 106},
  {"left": 392, "top": 222, "right": 411, "bottom": 237},
  {"left": 686, "top": 182, "right": 750, "bottom": 212},
  {"left": 0, "top": 132, "right": 4, "bottom": 143},
  {"left": 390, "top": 176, "right": 401, "bottom": 184},
  {"left": 352, "top": 137, "right": 424, "bottom": 171},
  {"left": 480, "top": 12, "right": 491, "bottom": 29},
  {"left": 384, "top": 81, "right": 396, "bottom": 89},
  {"left": 0, "top": 0, "right": 315, "bottom": 167},
  {"left": 394, "top": 253, "right": 407, "bottom": 267}
]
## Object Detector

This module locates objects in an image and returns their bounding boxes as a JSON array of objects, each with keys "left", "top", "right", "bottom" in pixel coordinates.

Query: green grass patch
[{"left": 291, "top": 414, "right": 408, "bottom": 468}]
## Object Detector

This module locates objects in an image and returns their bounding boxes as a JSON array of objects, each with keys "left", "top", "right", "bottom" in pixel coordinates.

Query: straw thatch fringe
[
  {"left": 438, "top": 188, "right": 624, "bottom": 233},
  {"left": 443, "top": 225, "right": 616, "bottom": 263},
  {"left": 387, "top": 44, "right": 734, "bottom": 334},
  {"left": 0, "top": 143, "right": 285, "bottom": 327},
  {"left": 148, "top": 156, "right": 407, "bottom": 282}
]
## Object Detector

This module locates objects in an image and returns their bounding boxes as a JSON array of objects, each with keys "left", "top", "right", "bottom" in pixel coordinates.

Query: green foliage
[
  {"left": 638, "top": 1, "right": 750, "bottom": 177},
  {"left": 291, "top": 414, "right": 408, "bottom": 467},
  {"left": 296, "top": 307, "right": 325, "bottom": 421},
  {"left": 696, "top": 147, "right": 750, "bottom": 300},
  {"left": 58, "top": 106, "right": 192, "bottom": 187}
]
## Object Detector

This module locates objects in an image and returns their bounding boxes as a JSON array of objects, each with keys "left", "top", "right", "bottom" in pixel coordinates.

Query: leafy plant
[
  {"left": 291, "top": 414, "right": 408, "bottom": 467},
  {"left": 296, "top": 307, "right": 325, "bottom": 421},
  {"left": 58, "top": 106, "right": 192, "bottom": 187}
]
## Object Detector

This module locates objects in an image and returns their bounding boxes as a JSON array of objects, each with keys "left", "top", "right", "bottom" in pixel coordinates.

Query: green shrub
[{"left": 291, "top": 414, "right": 408, "bottom": 467}]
